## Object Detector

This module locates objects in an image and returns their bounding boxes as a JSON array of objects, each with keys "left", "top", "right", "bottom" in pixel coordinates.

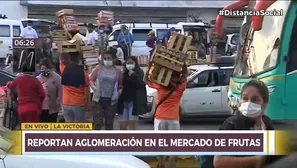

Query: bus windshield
[
  {"left": 22, "top": 20, "right": 57, "bottom": 38},
  {"left": 233, "top": 1, "right": 288, "bottom": 77}
]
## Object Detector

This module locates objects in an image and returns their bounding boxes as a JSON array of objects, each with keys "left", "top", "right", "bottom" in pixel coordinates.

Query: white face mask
[
  {"left": 99, "top": 30, "right": 104, "bottom": 33},
  {"left": 27, "top": 25, "right": 32, "bottom": 29},
  {"left": 238, "top": 101, "right": 262, "bottom": 118}
]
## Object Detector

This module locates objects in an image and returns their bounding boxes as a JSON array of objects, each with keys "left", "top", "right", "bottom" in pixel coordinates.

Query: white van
[
  {"left": 0, "top": 19, "right": 56, "bottom": 64},
  {"left": 108, "top": 23, "right": 181, "bottom": 57},
  {"left": 0, "top": 19, "right": 23, "bottom": 63}
]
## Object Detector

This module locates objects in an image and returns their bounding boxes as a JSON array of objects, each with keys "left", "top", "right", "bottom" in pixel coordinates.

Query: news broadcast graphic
[
  {"left": 12, "top": 38, "right": 37, "bottom": 73},
  {"left": 21, "top": 123, "right": 93, "bottom": 130},
  {"left": 5, "top": 123, "right": 295, "bottom": 156}
]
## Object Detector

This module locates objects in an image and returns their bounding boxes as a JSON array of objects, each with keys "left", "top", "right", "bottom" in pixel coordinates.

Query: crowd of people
[{"left": 2, "top": 21, "right": 290, "bottom": 168}]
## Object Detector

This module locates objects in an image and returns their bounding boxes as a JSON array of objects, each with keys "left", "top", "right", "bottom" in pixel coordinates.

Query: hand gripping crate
[
  {"left": 57, "top": 41, "right": 81, "bottom": 53},
  {"left": 148, "top": 63, "right": 173, "bottom": 86},
  {"left": 152, "top": 45, "right": 187, "bottom": 72},
  {"left": 81, "top": 46, "right": 98, "bottom": 58},
  {"left": 167, "top": 32, "right": 192, "bottom": 54}
]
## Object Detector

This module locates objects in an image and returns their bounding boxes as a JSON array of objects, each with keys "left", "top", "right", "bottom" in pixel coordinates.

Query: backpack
[{"left": 196, "top": 115, "right": 274, "bottom": 168}]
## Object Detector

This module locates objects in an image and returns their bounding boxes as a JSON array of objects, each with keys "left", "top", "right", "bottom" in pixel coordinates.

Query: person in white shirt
[
  {"left": 87, "top": 23, "right": 98, "bottom": 46},
  {"left": 20, "top": 20, "right": 38, "bottom": 39}
]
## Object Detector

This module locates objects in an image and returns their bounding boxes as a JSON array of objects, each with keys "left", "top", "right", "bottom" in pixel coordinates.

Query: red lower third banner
[{"left": 20, "top": 131, "right": 269, "bottom": 155}]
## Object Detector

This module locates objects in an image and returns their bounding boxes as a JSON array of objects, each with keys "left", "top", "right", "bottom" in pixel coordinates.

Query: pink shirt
[{"left": 37, "top": 72, "right": 62, "bottom": 114}]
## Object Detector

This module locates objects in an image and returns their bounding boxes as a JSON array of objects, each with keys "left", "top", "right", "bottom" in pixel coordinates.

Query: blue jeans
[
  {"left": 62, "top": 105, "right": 86, "bottom": 122},
  {"left": 119, "top": 102, "right": 138, "bottom": 121}
]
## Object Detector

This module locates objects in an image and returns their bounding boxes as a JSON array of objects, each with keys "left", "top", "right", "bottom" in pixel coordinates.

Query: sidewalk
[{"left": 137, "top": 156, "right": 199, "bottom": 168}]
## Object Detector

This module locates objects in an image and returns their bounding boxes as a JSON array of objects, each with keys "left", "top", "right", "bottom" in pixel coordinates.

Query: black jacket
[{"left": 117, "top": 69, "right": 147, "bottom": 116}]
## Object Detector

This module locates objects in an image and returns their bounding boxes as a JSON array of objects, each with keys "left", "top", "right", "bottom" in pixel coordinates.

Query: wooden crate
[
  {"left": 57, "top": 41, "right": 80, "bottom": 53},
  {"left": 187, "top": 51, "right": 198, "bottom": 59},
  {"left": 97, "top": 10, "right": 114, "bottom": 25},
  {"left": 186, "top": 58, "right": 208, "bottom": 65},
  {"left": 81, "top": 46, "right": 98, "bottom": 58},
  {"left": 148, "top": 63, "right": 173, "bottom": 86},
  {"left": 152, "top": 45, "right": 187, "bottom": 72},
  {"left": 167, "top": 32, "right": 192, "bottom": 54},
  {"left": 52, "top": 30, "right": 68, "bottom": 42},
  {"left": 56, "top": 9, "right": 74, "bottom": 17}
]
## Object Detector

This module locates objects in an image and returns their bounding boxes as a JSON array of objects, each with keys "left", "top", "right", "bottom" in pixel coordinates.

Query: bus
[
  {"left": 216, "top": 0, "right": 256, "bottom": 114},
  {"left": 227, "top": 0, "right": 297, "bottom": 120}
]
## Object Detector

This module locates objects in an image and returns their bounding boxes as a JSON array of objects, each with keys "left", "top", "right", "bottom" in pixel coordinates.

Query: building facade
[
  {"left": 20, "top": 0, "right": 243, "bottom": 28},
  {"left": 1, "top": 1, "right": 28, "bottom": 20}
]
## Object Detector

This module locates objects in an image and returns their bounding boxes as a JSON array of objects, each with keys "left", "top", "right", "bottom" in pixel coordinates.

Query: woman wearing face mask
[
  {"left": 37, "top": 58, "right": 62, "bottom": 122},
  {"left": 117, "top": 56, "right": 147, "bottom": 130},
  {"left": 90, "top": 50, "right": 123, "bottom": 130},
  {"left": 213, "top": 80, "right": 274, "bottom": 168}
]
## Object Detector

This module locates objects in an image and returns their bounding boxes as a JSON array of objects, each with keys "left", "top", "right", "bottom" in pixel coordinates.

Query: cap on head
[
  {"left": 27, "top": 20, "right": 33, "bottom": 26},
  {"left": 121, "top": 25, "right": 127, "bottom": 30},
  {"left": 148, "top": 30, "right": 155, "bottom": 35}
]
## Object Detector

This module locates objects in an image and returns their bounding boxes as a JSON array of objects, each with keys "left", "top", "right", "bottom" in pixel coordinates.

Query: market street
[{"left": 113, "top": 116, "right": 297, "bottom": 130}]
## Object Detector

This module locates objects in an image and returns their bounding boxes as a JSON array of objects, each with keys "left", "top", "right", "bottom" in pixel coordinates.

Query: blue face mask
[
  {"left": 126, "top": 64, "right": 135, "bottom": 70},
  {"left": 103, "top": 60, "right": 113, "bottom": 67}
]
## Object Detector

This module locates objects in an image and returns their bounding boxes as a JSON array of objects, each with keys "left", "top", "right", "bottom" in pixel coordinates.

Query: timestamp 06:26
[{"left": 12, "top": 38, "right": 36, "bottom": 48}]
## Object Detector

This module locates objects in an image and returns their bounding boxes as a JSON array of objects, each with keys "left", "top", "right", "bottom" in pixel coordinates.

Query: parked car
[{"left": 142, "top": 61, "right": 234, "bottom": 119}]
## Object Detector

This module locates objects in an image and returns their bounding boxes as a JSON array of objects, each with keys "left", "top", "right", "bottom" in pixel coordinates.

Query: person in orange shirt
[
  {"left": 60, "top": 52, "right": 90, "bottom": 122},
  {"left": 146, "top": 63, "right": 187, "bottom": 168}
]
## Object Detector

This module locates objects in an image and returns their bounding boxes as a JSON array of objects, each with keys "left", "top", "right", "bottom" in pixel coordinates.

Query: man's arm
[
  {"left": 20, "top": 29, "right": 25, "bottom": 38},
  {"left": 6, "top": 80, "right": 17, "bottom": 89},
  {"left": 117, "top": 33, "right": 122, "bottom": 43},
  {"left": 34, "top": 29, "right": 39, "bottom": 38},
  {"left": 129, "top": 33, "right": 134, "bottom": 44}
]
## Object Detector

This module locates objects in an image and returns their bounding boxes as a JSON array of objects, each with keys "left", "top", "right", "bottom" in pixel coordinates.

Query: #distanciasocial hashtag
[{"left": 219, "top": 9, "right": 283, "bottom": 17}]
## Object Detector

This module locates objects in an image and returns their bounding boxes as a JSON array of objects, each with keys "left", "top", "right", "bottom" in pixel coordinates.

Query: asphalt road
[{"left": 112, "top": 115, "right": 297, "bottom": 130}]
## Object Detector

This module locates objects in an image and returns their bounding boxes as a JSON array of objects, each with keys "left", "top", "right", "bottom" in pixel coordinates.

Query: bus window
[
  {"left": 286, "top": 18, "right": 297, "bottom": 73},
  {"left": 233, "top": 1, "right": 288, "bottom": 77}
]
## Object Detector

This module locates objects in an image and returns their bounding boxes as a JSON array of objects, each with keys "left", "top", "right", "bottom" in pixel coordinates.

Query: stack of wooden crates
[
  {"left": 148, "top": 32, "right": 192, "bottom": 86},
  {"left": 53, "top": 9, "right": 80, "bottom": 54},
  {"left": 53, "top": 9, "right": 98, "bottom": 59},
  {"left": 97, "top": 10, "right": 114, "bottom": 25}
]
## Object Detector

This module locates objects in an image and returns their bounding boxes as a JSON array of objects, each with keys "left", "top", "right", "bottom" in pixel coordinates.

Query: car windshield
[{"left": 233, "top": 1, "right": 288, "bottom": 77}]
